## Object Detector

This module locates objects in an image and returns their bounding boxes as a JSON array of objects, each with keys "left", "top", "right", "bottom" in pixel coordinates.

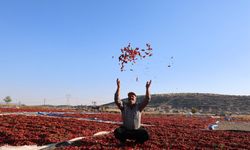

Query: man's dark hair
[{"left": 128, "top": 92, "right": 136, "bottom": 97}]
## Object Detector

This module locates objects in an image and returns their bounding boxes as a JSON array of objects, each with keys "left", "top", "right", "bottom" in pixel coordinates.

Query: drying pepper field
[{"left": 0, "top": 107, "right": 250, "bottom": 149}]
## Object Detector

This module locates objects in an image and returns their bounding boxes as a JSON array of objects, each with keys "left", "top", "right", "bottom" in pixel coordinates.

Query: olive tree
[
  {"left": 3, "top": 96, "right": 12, "bottom": 104},
  {"left": 191, "top": 107, "right": 198, "bottom": 114}
]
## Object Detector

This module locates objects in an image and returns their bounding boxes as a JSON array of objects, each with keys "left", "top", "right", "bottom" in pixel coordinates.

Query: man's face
[{"left": 128, "top": 94, "right": 136, "bottom": 105}]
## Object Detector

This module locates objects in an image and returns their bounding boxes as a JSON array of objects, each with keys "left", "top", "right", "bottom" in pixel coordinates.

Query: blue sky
[{"left": 0, "top": 0, "right": 249, "bottom": 105}]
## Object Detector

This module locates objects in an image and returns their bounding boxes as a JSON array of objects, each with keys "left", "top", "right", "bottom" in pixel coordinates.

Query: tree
[
  {"left": 191, "top": 107, "right": 198, "bottom": 114},
  {"left": 3, "top": 96, "right": 12, "bottom": 104}
]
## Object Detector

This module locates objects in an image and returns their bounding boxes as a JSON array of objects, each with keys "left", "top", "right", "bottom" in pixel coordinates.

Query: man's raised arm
[
  {"left": 114, "top": 78, "right": 123, "bottom": 110},
  {"left": 139, "top": 80, "right": 152, "bottom": 112}
]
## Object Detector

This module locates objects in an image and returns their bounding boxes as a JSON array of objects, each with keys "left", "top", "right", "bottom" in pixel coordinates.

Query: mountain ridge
[{"left": 102, "top": 93, "right": 250, "bottom": 114}]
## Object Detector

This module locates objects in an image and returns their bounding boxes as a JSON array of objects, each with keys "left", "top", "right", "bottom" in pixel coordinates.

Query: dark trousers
[{"left": 114, "top": 126, "right": 149, "bottom": 144}]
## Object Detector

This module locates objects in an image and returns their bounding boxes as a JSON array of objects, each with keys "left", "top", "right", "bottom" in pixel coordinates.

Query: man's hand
[
  {"left": 140, "top": 80, "right": 152, "bottom": 112},
  {"left": 116, "top": 78, "right": 120, "bottom": 88},
  {"left": 115, "top": 78, "right": 122, "bottom": 110},
  {"left": 146, "top": 80, "right": 152, "bottom": 89}
]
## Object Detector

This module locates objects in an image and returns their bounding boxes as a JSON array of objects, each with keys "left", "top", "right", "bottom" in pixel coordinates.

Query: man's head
[{"left": 128, "top": 92, "right": 137, "bottom": 105}]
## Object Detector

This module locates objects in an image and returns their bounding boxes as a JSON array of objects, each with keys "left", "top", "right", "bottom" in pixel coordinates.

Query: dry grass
[
  {"left": 233, "top": 115, "right": 250, "bottom": 121},
  {"left": 217, "top": 121, "right": 250, "bottom": 131}
]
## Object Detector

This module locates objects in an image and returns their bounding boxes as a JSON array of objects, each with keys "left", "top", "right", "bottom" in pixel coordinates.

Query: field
[{"left": 0, "top": 107, "right": 250, "bottom": 149}]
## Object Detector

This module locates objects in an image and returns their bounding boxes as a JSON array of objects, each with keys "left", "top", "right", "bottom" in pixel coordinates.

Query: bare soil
[{"left": 217, "top": 121, "right": 250, "bottom": 131}]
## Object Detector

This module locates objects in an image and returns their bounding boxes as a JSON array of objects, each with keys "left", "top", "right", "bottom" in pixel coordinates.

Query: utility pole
[
  {"left": 43, "top": 98, "right": 46, "bottom": 106},
  {"left": 66, "top": 94, "right": 71, "bottom": 107},
  {"left": 92, "top": 101, "right": 96, "bottom": 106},
  {"left": 92, "top": 101, "right": 97, "bottom": 112}
]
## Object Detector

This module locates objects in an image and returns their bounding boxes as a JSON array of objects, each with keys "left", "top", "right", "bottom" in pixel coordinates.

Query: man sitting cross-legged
[{"left": 114, "top": 78, "right": 152, "bottom": 146}]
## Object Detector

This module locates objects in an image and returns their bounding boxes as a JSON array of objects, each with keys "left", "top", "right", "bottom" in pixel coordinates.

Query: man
[{"left": 114, "top": 78, "right": 151, "bottom": 146}]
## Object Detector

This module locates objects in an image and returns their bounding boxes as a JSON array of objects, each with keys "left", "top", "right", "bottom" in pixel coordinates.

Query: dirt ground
[
  {"left": 217, "top": 121, "right": 250, "bottom": 131},
  {"left": 215, "top": 115, "right": 250, "bottom": 131}
]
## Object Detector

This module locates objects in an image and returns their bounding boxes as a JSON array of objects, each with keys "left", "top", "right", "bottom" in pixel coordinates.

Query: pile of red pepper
[{"left": 118, "top": 43, "right": 153, "bottom": 72}]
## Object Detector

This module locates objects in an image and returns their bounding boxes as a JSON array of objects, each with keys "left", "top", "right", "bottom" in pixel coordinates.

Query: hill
[{"left": 102, "top": 93, "right": 250, "bottom": 114}]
